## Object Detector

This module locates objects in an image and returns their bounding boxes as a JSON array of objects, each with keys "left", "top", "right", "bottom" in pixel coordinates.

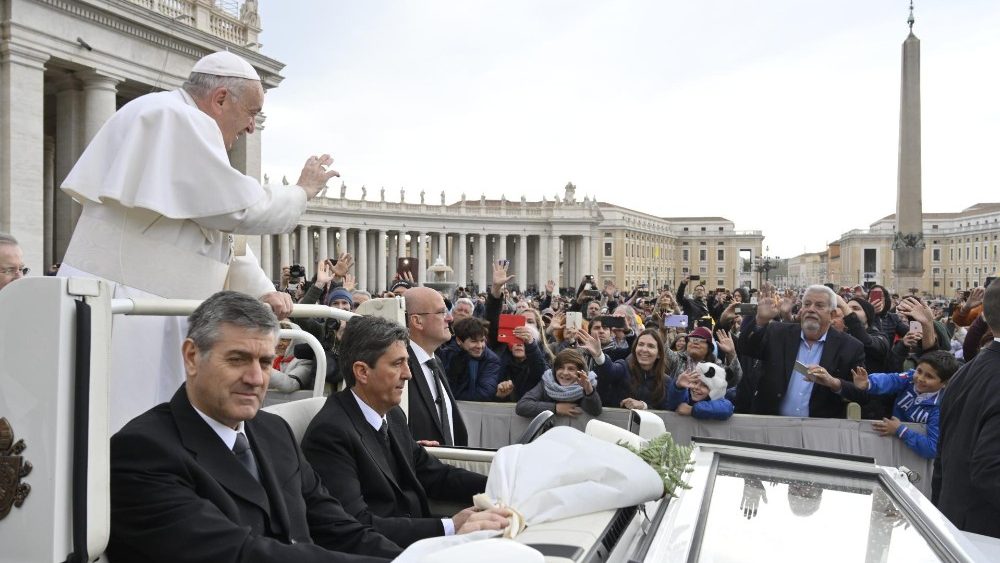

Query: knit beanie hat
[
  {"left": 848, "top": 297, "right": 875, "bottom": 328},
  {"left": 327, "top": 287, "right": 354, "bottom": 307}
]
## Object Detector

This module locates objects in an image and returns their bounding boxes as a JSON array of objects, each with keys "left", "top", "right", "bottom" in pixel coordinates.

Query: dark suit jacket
[
  {"left": 737, "top": 321, "right": 866, "bottom": 418},
  {"left": 932, "top": 340, "right": 1000, "bottom": 538},
  {"left": 301, "top": 390, "right": 487, "bottom": 547},
  {"left": 406, "top": 343, "right": 469, "bottom": 446},
  {"left": 108, "top": 386, "right": 401, "bottom": 563}
]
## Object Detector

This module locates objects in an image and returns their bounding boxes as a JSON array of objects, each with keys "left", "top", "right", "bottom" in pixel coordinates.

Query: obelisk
[{"left": 892, "top": 2, "right": 924, "bottom": 293}]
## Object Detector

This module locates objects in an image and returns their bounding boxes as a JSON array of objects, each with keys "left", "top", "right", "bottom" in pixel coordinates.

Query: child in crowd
[
  {"left": 665, "top": 362, "right": 735, "bottom": 420},
  {"left": 439, "top": 317, "right": 503, "bottom": 401},
  {"left": 845, "top": 350, "right": 960, "bottom": 459},
  {"left": 516, "top": 349, "right": 601, "bottom": 419}
]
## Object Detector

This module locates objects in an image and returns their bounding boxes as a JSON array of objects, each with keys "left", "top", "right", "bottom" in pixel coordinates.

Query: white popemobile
[{"left": 0, "top": 276, "right": 996, "bottom": 562}]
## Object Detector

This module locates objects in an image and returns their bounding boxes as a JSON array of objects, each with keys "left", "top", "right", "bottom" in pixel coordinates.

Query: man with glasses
[
  {"left": 0, "top": 233, "right": 28, "bottom": 292},
  {"left": 403, "top": 287, "right": 468, "bottom": 446},
  {"left": 57, "top": 51, "right": 341, "bottom": 432}
]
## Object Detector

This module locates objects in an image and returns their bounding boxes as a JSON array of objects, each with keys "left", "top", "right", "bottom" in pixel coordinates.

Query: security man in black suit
[
  {"left": 108, "top": 291, "right": 401, "bottom": 563},
  {"left": 933, "top": 281, "right": 1000, "bottom": 538},
  {"left": 302, "top": 316, "right": 509, "bottom": 547}
]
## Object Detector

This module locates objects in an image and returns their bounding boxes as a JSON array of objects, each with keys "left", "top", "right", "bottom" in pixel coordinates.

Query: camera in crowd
[{"left": 289, "top": 264, "right": 306, "bottom": 281}]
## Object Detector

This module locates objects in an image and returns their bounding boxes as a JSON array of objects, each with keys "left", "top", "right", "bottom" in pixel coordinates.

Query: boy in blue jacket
[
  {"left": 810, "top": 350, "right": 960, "bottom": 459},
  {"left": 666, "top": 361, "right": 735, "bottom": 420}
]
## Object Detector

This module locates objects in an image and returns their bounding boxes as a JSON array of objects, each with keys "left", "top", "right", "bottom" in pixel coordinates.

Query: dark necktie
[
  {"left": 233, "top": 433, "right": 261, "bottom": 483},
  {"left": 378, "top": 419, "right": 390, "bottom": 449},
  {"left": 427, "top": 357, "right": 453, "bottom": 445}
]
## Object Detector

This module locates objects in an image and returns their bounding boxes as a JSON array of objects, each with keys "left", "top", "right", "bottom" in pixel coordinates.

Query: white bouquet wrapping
[{"left": 394, "top": 426, "right": 664, "bottom": 562}]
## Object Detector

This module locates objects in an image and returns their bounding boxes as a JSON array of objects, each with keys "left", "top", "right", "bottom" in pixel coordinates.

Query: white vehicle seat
[{"left": 262, "top": 397, "right": 326, "bottom": 444}]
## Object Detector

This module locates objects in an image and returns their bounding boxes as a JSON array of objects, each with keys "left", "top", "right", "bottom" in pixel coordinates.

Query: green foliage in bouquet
[{"left": 618, "top": 433, "right": 694, "bottom": 498}]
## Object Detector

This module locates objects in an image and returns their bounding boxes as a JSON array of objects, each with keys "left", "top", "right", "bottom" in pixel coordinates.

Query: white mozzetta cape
[{"left": 61, "top": 89, "right": 306, "bottom": 299}]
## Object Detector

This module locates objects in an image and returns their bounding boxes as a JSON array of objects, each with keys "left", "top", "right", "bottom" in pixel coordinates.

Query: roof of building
[{"left": 874, "top": 202, "right": 1000, "bottom": 224}]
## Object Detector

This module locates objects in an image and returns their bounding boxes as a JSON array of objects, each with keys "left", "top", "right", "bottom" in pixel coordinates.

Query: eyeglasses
[
  {"left": 0, "top": 266, "right": 29, "bottom": 276},
  {"left": 410, "top": 310, "right": 449, "bottom": 317}
]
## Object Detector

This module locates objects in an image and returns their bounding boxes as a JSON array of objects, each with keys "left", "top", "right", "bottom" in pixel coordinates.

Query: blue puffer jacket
[
  {"left": 867, "top": 370, "right": 942, "bottom": 459},
  {"left": 664, "top": 382, "right": 735, "bottom": 421}
]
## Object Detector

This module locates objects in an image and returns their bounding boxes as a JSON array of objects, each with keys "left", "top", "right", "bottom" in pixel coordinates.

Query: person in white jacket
[{"left": 58, "top": 51, "right": 339, "bottom": 431}]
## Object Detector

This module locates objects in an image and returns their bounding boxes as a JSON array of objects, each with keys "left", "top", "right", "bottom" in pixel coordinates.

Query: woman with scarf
[{"left": 516, "top": 348, "right": 601, "bottom": 418}]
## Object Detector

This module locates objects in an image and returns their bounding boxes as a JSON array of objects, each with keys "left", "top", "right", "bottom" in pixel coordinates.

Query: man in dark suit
[
  {"left": 302, "top": 316, "right": 508, "bottom": 547},
  {"left": 737, "top": 285, "right": 865, "bottom": 418},
  {"left": 108, "top": 291, "right": 401, "bottom": 563},
  {"left": 933, "top": 282, "right": 1000, "bottom": 538},
  {"left": 403, "top": 286, "right": 468, "bottom": 445}
]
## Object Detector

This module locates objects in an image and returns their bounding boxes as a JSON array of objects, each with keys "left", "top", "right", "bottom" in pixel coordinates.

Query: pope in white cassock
[{"left": 58, "top": 52, "right": 338, "bottom": 431}]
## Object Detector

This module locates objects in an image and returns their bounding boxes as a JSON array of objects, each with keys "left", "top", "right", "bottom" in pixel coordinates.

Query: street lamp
[{"left": 754, "top": 247, "right": 779, "bottom": 287}]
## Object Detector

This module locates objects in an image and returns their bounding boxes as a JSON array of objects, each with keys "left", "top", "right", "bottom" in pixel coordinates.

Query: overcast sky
[{"left": 257, "top": 1, "right": 1000, "bottom": 258}]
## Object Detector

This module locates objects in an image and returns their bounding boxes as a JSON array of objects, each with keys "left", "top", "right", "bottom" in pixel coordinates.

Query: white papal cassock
[{"left": 60, "top": 88, "right": 308, "bottom": 431}]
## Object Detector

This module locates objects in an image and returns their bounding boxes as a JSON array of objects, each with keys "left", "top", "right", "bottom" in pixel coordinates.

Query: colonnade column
[
  {"left": 260, "top": 235, "right": 273, "bottom": 280},
  {"left": 398, "top": 230, "right": 407, "bottom": 259},
  {"left": 388, "top": 233, "right": 399, "bottom": 283},
  {"left": 581, "top": 234, "right": 592, "bottom": 281},
  {"left": 457, "top": 233, "right": 468, "bottom": 289},
  {"left": 357, "top": 228, "right": 368, "bottom": 292},
  {"left": 417, "top": 232, "right": 428, "bottom": 284},
  {"left": 297, "top": 225, "right": 310, "bottom": 277},
  {"left": 430, "top": 232, "right": 440, "bottom": 262},
  {"left": 78, "top": 69, "right": 121, "bottom": 226},
  {"left": 534, "top": 236, "right": 545, "bottom": 289},
  {"left": 43, "top": 137, "right": 55, "bottom": 267},
  {"left": 318, "top": 227, "right": 329, "bottom": 263},
  {"left": 53, "top": 72, "right": 82, "bottom": 261},
  {"left": 497, "top": 234, "right": 507, "bottom": 264},
  {"left": 0, "top": 44, "right": 49, "bottom": 270},
  {"left": 477, "top": 234, "right": 488, "bottom": 292},
  {"left": 279, "top": 233, "right": 291, "bottom": 269},
  {"left": 517, "top": 234, "right": 528, "bottom": 291},
  {"left": 376, "top": 230, "right": 387, "bottom": 293},
  {"left": 550, "top": 235, "right": 561, "bottom": 290},
  {"left": 339, "top": 227, "right": 348, "bottom": 256}
]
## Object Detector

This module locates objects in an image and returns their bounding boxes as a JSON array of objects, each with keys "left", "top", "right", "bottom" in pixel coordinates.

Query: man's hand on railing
[{"left": 261, "top": 291, "right": 293, "bottom": 320}]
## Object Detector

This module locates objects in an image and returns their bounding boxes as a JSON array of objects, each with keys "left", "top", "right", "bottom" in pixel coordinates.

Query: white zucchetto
[{"left": 191, "top": 51, "right": 260, "bottom": 81}]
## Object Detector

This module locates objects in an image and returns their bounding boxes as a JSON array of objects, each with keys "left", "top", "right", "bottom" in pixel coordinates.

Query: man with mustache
[{"left": 737, "top": 285, "right": 866, "bottom": 418}]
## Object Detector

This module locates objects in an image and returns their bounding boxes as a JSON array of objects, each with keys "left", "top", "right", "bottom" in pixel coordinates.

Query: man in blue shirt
[{"left": 737, "top": 285, "right": 865, "bottom": 418}]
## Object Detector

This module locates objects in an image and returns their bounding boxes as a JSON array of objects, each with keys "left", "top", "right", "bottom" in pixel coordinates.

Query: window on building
[
  {"left": 699, "top": 266, "right": 708, "bottom": 274},
  {"left": 717, "top": 279, "right": 725, "bottom": 286},
  {"left": 717, "top": 249, "right": 725, "bottom": 261},
  {"left": 932, "top": 248, "right": 940, "bottom": 261},
  {"left": 682, "top": 267, "right": 689, "bottom": 274},
  {"left": 932, "top": 224, "right": 938, "bottom": 229},
  {"left": 683, "top": 249, "right": 689, "bottom": 261},
  {"left": 932, "top": 267, "right": 940, "bottom": 274},
  {"left": 699, "top": 249, "right": 707, "bottom": 261},
  {"left": 701, "top": 227, "right": 706, "bottom": 232},
  {"left": 966, "top": 247, "right": 970, "bottom": 260},
  {"left": 717, "top": 267, "right": 725, "bottom": 274},
  {"left": 683, "top": 227, "right": 689, "bottom": 232},
  {"left": 975, "top": 246, "right": 979, "bottom": 260},
  {"left": 718, "top": 227, "right": 724, "bottom": 232},
  {"left": 604, "top": 242, "right": 613, "bottom": 257},
  {"left": 933, "top": 281, "right": 940, "bottom": 288},
  {"left": 950, "top": 248, "right": 954, "bottom": 260},
  {"left": 604, "top": 232, "right": 612, "bottom": 237},
  {"left": 603, "top": 264, "right": 613, "bottom": 272}
]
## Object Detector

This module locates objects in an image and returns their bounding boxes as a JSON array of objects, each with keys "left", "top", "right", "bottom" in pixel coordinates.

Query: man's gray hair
[
  {"left": 804, "top": 284, "right": 837, "bottom": 309},
  {"left": 187, "top": 291, "right": 279, "bottom": 354},
  {"left": 351, "top": 290, "right": 372, "bottom": 300},
  {"left": 453, "top": 297, "right": 475, "bottom": 310},
  {"left": 339, "top": 316, "right": 409, "bottom": 387},
  {"left": 182, "top": 72, "right": 256, "bottom": 100},
  {"left": 0, "top": 232, "right": 18, "bottom": 247}
]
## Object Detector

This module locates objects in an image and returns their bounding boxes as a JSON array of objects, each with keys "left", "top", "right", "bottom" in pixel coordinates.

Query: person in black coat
[
  {"left": 737, "top": 285, "right": 866, "bottom": 419},
  {"left": 301, "top": 317, "right": 506, "bottom": 548},
  {"left": 933, "top": 283, "right": 1000, "bottom": 538},
  {"left": 108, "top": 292, "right": 400, "bottom": 563}
]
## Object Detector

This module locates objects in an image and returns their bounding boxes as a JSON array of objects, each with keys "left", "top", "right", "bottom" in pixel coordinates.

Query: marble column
[
  {"left": 388, "top": 232, "right": 399, "bottom": 282},
  {"left": 279, "top": 233, "right": 291, "bottom": 268},
  {"left": 457, "top": 233, "right": 468, "bottom": 289},
  {"left": 377, "top": 230, "right": 387, "bottom": 292},
  {"left": 339, "top": 227, "right": 348, "bottom": 256},
  {"left": 417, "top": 232, "right": 428, "bottom": 284},
  {"left": 297, "top": 225, "right": 310, "bottom": 277},
  {"left": 0, "top": 44, "right": 49, "bottom": 270},
  {"left": 43, "top": 137, "right": 55, "bottom": 267},
  {"left": 497, "top": 234, "right": 508, "bottom": 263},
  {"left": 431, "top": 232, "right": 441, "bottom": 263},
  {"left": 535, "top": 236, "right": 546, "bottom": 288},
  {"left": 318, "top": 227, "right": 329, "bottom": 262},
  {"left": 357, "top": 228, "right": 368, "bottom": 292},
  {"left": 53, "top": 73, "right": 82, "bottom": 261},
  {"left": 517, "top": 234, "right": 528, "bottom": 290},
  {"left": 398, "top": 231, "right": 407, "bottom": 259},
  {"left": 260, "top": 234, "right": 273, "bottom": 280},
  {"left": 477, "top": 234, "right": 488, "bottom": 292},
  {"left": 550, "top": 235, "right": 561, "bottom": 289},
  {"left": 581, "top": 234, "right": 592, "bottom": 280}
]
